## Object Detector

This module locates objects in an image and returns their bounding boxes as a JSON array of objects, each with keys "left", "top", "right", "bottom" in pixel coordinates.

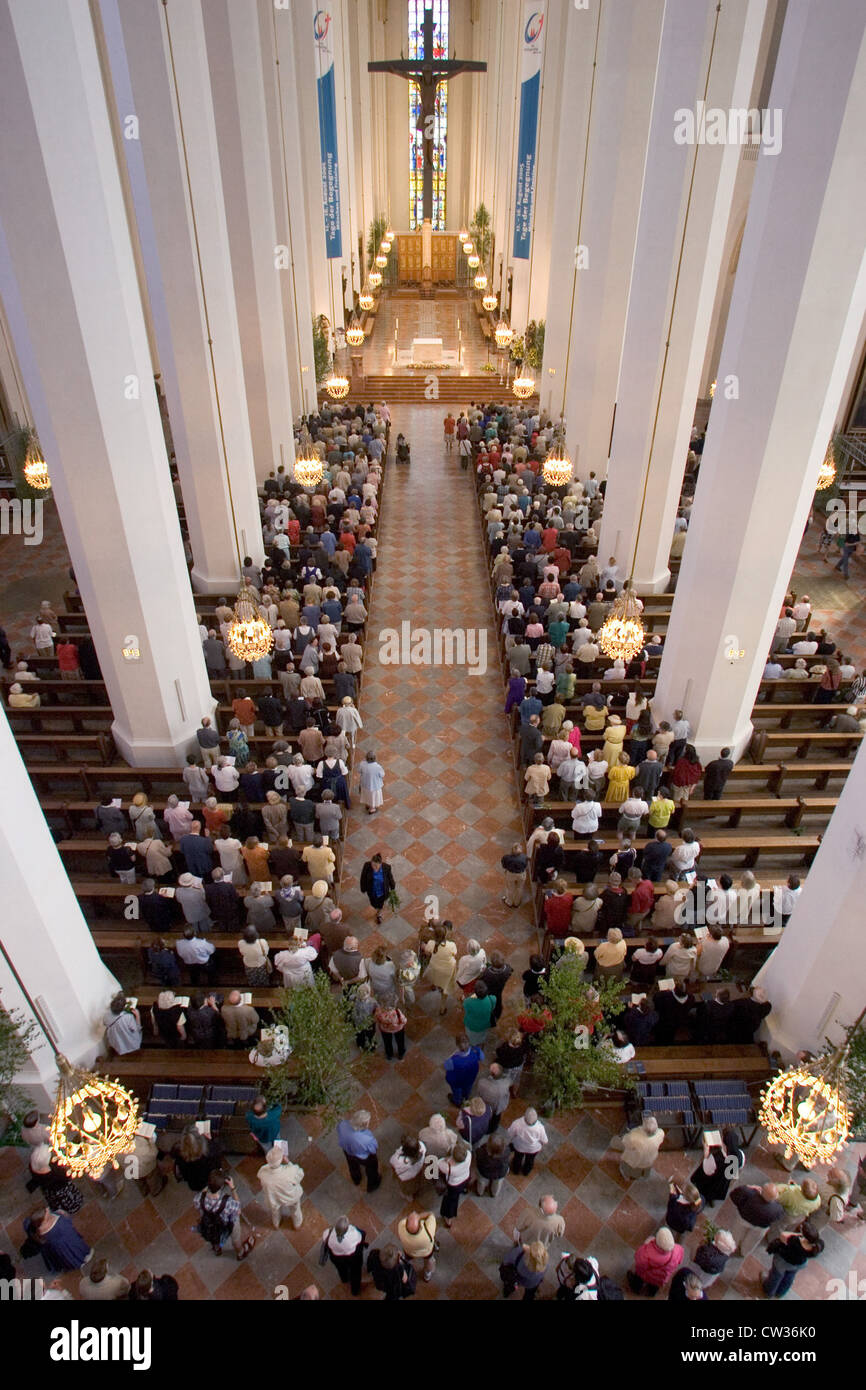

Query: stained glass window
[{"left": 408, "top": 0, "right": 448, "bottom": 230}]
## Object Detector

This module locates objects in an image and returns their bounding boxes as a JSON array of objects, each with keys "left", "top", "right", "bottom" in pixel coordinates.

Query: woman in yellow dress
[
  {"left": 600, "top": 713, "right": 626, "bottom": 769},
  {"left": 606, "top": 752, "right": 636, "bottom": 804},
  {"left": 423, "top": 925, "right": 458, "bottom": 1016}
]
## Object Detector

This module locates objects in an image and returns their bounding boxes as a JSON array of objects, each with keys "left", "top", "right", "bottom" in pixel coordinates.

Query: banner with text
[
  {"left": 313, "top": 6, "right": 342, "bottom": 259},
  {"left": 512, "top": 4, "right": 546, "bottom": 260}
]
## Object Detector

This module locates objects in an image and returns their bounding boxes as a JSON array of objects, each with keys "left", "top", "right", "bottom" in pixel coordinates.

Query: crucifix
[{"left": 369, "top": 2, "right": 486, "bottom": 224}]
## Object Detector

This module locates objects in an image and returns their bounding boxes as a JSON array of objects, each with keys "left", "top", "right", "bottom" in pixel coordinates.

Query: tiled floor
[
  {"left": 354, "top": 289, "right": 502, "bottom": 375},
  {"left": 4, "top": 405, "right": 866, "bottom": 1301}
]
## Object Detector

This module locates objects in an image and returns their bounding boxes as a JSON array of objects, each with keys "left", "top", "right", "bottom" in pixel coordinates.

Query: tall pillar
[
  {"left": 755, "top": 741, "right": 866, "bottom": 1058},
  {"left": 99, "top": 0, "right": 264, "bottom": 593},
  {"left": 262, "top": 0, "right": 317, "bottom": 417},
  {"left": 653, "top": 0, "right": 866, "bottom": 758},
  {"left": 203, "top": 0, "right": 296, "bottom": 478},
  {"left": 552, "top": 0, "right": 664, "bottom": 466},
  {"left": 0, "top": 710, "right": 120, "bottom": 1105},
  {"left": 597, "top": 0, "right": 767, "bottom": 590},
  {"left": 0, "top": 0, "right": 217, "bottom": 766}
]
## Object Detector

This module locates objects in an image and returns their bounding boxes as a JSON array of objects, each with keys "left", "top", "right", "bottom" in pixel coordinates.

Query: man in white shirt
[
  {"left": 763, "top": 658, "right": 784, "bottom": 679},
  {"left": 558, "top": 749, "right": 588, "bottom": 801},
  {"left": 773, "top": 874, "right": 802, "bottom": 925},
  {"left": 791, "top": 596, "right": 811, "bottom": 631},
  {"left": 670, "top": 831, "right": 701, "bottom": 877},
  {"left": 274, "top": 940, "right": 318, "bottom": 988},
  {"left": 176, "top": 929, "right": 216, "bottom": 982},
  {"left": 791, "top": 636, "right": 818, "bottom": 656},
  {"left": 286, "top": 756, "right": 315, "bottom": 796},
  {"left": 526, "top": 818, "right": 564, "bottom": 855},
  {"left": 212, "top": 758, "right": 240, "bottom": 796},
  {"left": 507, "top": 1108, "right": 549, "bottom": 1175},
  {"left": 258, "top": 1147, "right": 305, "bottom": 1230}
]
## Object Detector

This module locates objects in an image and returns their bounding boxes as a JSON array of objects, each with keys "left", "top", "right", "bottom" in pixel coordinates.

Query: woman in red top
[
  {"left": 543, "top": 880, "right": 573, "bottom": 939},
  {"left": 287, "top": 517, "right": 300, "bottom": 545},
  {"left": 56, "top": 640, "right": 80, "bottom": 679},
  {"left": 541, "top": 527, "right": 558, "bottom": 552},
  {"left": 814, "top": 658, "right": 842, "bottom": 705},
  {"left": 670, "top": 745, "right": 703, "bottom": 804},
  {"left": 626, "top": 868, "right": 655, "bottom": 931}
]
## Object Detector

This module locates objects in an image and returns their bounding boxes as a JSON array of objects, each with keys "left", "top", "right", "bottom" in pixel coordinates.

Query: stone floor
[{"left": 3, "top": 404, "right": 866, "bottom": 1301}]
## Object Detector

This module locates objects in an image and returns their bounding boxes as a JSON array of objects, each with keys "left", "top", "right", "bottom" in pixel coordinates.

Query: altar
[{"left": 412, "top": 336, "right": 444, "bottom": 365}]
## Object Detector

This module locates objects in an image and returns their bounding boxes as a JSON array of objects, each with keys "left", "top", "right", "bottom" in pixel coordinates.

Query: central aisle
[{"left": 341, "top": 402, "right": 532, "bottom": 953}]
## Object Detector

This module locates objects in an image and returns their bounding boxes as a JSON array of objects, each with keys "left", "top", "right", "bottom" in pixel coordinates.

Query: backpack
[
  {"left": 597, "top": 1276, "right": 624, "bottom": 1300},
  {"left": 197, "top": 1191, "right": 232, "bottom": 1246}
]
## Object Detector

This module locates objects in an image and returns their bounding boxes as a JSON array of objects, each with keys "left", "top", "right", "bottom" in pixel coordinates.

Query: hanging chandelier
[
  {"left": 474, "top": 272, "right": 488, "bottom": 291},
  {"left": 368, "top": 269, "right": 382, "bottom": 289},
  {"left": 598, "top": 588, "right": 646, "bottom": 663},
  {"left": 23, "top": 440, "right": 50, "bottom": 491},
  {"left": 468, "top": 254, "right": 481, "bottom": 270},
  {"left": 50, "top": 1055, "right": 139, "bottom": 1179},
  {"left": 458, "top": 225, "right": 468, "bottom": 241},
  {"left": 381, "top": 235, "right": 392, "bottom": 253},
  {"left": 346, "top": 318, "right": 366, "bottom": 347},
  {"left": 375, "top": 253, "right": 388, "bottom": 269},
  {"left": 816, "top": 444, "right": 836, "bottom": 491},
  {"left": 227, "top": 585, "right": 274, "bottom": 662},
  {"left": 709, "top": 379, "right": 717, "bottom": 398},
  {"left": 482, "top": 292, "right": 497, "bottom": 312},
  {"left": 495, "top": 320, "right": 514, "bottom": 350},
  {"left": 543, "top": 441, "right": 573, "bottom": 487},
  {"left": 359, "top": 288, "right": 375, "bottom": 311},
  {"left": 512, "top": 373, "right": 536, "bottom": 400},
  {"left": 325, "top": 372, "right": 350, "bottom": 400},
  {"left": 294, "top": 432, "right": 324, "bottom": 488},
  {"left": 462, "top": 239, "right": 474, "bottom": 256},
  {"left": 758, "top": 1006, "right": 865, "bottom": 1167}
]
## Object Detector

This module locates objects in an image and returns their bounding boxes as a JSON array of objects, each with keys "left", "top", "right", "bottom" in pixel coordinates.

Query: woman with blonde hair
[
  {"left": 500, "top": 1240, "right": 549, "bottom": 1300},
  {"left": 601, "top": 713, "right": 627, "bottom": 769},
  {"left": 423, "top": 924, "right": 457, "bottom": 1015},
  {"left": 129, "top": 791, "right": 162, "bottom": 841},
  {"left": 606, "top": 751, "right": 636, "bottom": 804},
  {"left": 336, "top": 695, "right": 364, "bottom": 747}
]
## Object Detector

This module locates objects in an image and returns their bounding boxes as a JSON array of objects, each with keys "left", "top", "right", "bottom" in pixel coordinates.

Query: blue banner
[
  {"left": 313, "top": 8, "right": 342, "bottom": 259},
  {"left": 512, "top": 5, "right": 546, "bottom": 260}
]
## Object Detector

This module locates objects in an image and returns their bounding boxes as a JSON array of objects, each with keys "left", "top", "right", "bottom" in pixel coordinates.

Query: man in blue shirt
[
  {"left": 246, "top": 1097, "right": 282, "bottom": 1155},
  {"left": 337, "top": 1110, "right": 380, "bottom": 1191},
  {"left": 179, "top": 824, "right": 214, "bottom": 879},
  {"left": 444, "top": 1036, "right": 484, "bottom": 1106},
  {"left": 518, "top": 694, "right": 543, "bottom": 725}
]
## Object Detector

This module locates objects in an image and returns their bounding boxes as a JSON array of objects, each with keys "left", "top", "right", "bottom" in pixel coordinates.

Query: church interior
[{"left": 1, "top": 0, "right": 866, "bottom": 1321}]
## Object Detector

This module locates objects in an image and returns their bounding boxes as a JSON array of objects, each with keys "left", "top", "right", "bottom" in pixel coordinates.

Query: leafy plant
[
  {"left": 509, "top": 334, "right": 526, "bottom": 365},
  {"left": 387, "top": 888, "right": 402, "bottom": 915},
  {"left": 265, "top": 975, "right": 355, "bottom": 1127},
  {"left": 0, "top": 1004, "right": 42, "bottom": 1137},
  {"left": 531, "top": 957, "right": 633, "bottom": 1113},
  {"left": 312, "top": 314, "right": 331, "bottom": 385},
  {"left": 367, "top": 214, "right": 389, "bottom": 267},
  {"left": 470, "top": 202, "right": 492, "bottom": 266},
  {"left": 525, "top": 320, "right": 546, "bottom": 370},
  {"left": 844, "top": 1023, "right": 866, "bottom": 1132},
  {"left": 699, "top": 1216, "right": 721, "bottom": 1246}
]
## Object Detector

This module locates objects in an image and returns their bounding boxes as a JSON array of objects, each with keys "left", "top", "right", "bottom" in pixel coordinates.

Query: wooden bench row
[
  {"left": 524, "top": 795, "right": 839, "bottom": 834},
  {"left": 533, "top": 831, "right": 821, "bottom": 871}
]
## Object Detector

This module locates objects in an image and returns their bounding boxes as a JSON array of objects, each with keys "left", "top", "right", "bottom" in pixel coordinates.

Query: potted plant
[
  {"left": 532, "top": 958, "right": 634, "bottom": 1115},
  {"left": 525, "top": 320, "right": 546, "bottom": 370},
  {"left": 0, "top": 1004, "right": 41, "bottom": 1145},
  {"left": 265, "top": 975, "right": 356, "bottom": 1127},
  {"left": 367, "top": 214, "right": 389, "bottom": 267},
  {"left": 312, "top": 314, "right": 332, "bottom": 386},
  {"left": 470, "top": 203, "right": 492, "bottom": 266}
]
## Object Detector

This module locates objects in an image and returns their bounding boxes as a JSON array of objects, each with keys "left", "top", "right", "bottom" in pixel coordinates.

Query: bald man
[{"left": 513, "top": 1195, "right": 566, "bottom": 1247}]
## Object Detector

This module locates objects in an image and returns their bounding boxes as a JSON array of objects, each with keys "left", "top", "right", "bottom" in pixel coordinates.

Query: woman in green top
[{"left": 463, "top": 982, "right": 496, "bottom": 1046}]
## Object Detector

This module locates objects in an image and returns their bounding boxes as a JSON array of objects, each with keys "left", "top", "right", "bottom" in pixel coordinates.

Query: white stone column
[
  {"left": 653, "top": 0, "right": 866, "bottom": 758},
  {"left": 203, "top": 0, "right": 296, "bottom": 479},
  {"left": 99, "top": 0, "right": 264, "bottom": 592},
  {"left": 597, "top": 0, "right": 767, "bottom": 590},
  {"left": 264, "top": 0, "right": 318, "bottom": 416},
  {"left": 755, "top": 741, "right": 866, "bottom": 1058},
  {"left": 553, "top": 0, "right": 664, "bottom": 468},
  {"left": 0, "top": 710, "right": 120, "bottom": 1105},
  {"left": 0, "top": 0, "right": 217, "bottom": 767}
]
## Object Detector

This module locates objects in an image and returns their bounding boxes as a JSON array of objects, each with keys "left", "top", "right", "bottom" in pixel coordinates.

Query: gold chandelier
[
  {"left": 495, "top": 320, "right": 514, "bottom": 350},
  {"left": 23, "top": 440, "right": 50, "bottom": 491},
  {"left": 709, "top": 379, "right": 717, "bottom": 399},
  {"left": 543, "top": 442, "right": 573, "bottom": 487},
  {"left": 375, "top": 253, "right": 388, "bottom": 269},
  {"left": 816, "top": 443, "right": 836, "bottom": 491},
  {"left": 474, "top": 271, "right": 488, "bottom": 291},
  {"left": 468, "top": 254, "right": 481, "bottom": 270},
  {"left": 359, "top": 288, "right": 375, "bottom": 311},
  {"left": 462, "top": 239, "right": 474, "bottom": 255},
  {"left": 325, "top": 372, "right": 350, "bottom": 400},
  {"left": 227, "top": 585, "right": 274, "bottom": 662},
  {"left": 294, "top": 430, "right": 324, "bottom": 487},
  {"left": 512, "top": 374, "right": 535, "bottom": 400},
  {"left": 368, "top": 268, "right": 382, "bottom": 289},
  {"left": 482, "top": 291, "right": 497, "bottom": 312},
  {"left": 50, "top": 1055, "right": 139, "bottom": 1179},
  {"left": 598, "top": 588, "right": 646, "bottom": 662},
  {"left": 758, "top": 1007, "right": 865, "bottom": 1167},
  {"left": 345, "top": 318, "right": 366, "bottom": 347}
]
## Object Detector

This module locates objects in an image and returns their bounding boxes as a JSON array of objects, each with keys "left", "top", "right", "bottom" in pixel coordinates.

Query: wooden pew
[
  {"left": 14, "top": 731, "right": 115, "bottom": 764},
  {"left": 537, "top": 831, "right": 821, "bottom": 871},
  {"left": 749, "top": 728, "right": 863, "bottom": 762},
  {"left": 99, "top": 1049, "right": 295, "bottom": 1089},
  {"left": 524, "top": 795, "right": 838, "bottom": 833}
]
